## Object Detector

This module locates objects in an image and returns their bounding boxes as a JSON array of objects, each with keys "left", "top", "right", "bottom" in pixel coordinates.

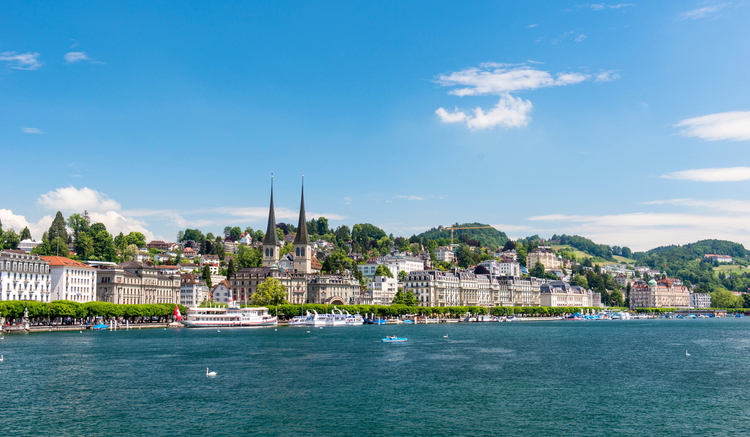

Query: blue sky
[{"left": 2, "top": 1, "right": 749, "bottom": 250}]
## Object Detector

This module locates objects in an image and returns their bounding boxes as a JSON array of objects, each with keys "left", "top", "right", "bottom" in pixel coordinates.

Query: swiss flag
[{"left": 174, "top": 305, "right": 182, "bottom": 322}]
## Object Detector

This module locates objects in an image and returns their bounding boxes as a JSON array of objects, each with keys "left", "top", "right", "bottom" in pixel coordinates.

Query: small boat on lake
[
  {"left": 288, "top": 312, "right": 310, "bottom": 326},
  {"left": 92, "top": 323, "right": 109, "bottom": 331},
  {"left": 381, "top": 336, "right": 407, "bottom": 343}
]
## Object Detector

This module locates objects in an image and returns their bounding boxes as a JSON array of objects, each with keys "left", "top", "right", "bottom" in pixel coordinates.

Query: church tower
[
  {"left": 293, "top": 177, "right": 313, "bottom": 274},
  {"left": 262, "top": 176, "right": 281, "bottom": 267}
]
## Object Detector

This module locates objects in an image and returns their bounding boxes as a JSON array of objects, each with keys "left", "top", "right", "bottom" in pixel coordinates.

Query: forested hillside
[{"left": 418, "top": 223, "right": 508, "bottom": 248}]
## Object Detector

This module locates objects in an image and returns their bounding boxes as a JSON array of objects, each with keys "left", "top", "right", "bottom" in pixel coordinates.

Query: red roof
[{"left": 40, "top": 256, "right": 94, "bottom": 269}]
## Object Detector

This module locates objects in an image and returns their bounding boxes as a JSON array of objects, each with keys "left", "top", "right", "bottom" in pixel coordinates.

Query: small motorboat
[
  {"left": 381, "top": 336, "right": 407, "bottom": 343},
  {"left": 91, "top": 323, "right": 109, "bottom": 331}
]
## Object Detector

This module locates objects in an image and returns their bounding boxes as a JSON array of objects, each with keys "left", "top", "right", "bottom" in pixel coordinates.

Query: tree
[
  {"left": 392, "top": 289, "right": 418, "bottom": 306},
  {"left": 226, "top": 258, "right": 237, "bottom": 280},
  {"left": 252, "top": 277, "right": 288, "bottom": 306},
  {"left": 2, "top": 229, "right": 20, "bottom": 250},
  {"left": 621, "top": 247, "right": 632, "bottom": 259},
  {"left": 316, "top": 217, "right": 329, "bottom": 235},
  {"left": 125, "top": 232, "right": 146, "bottom": 248},
  {"left": 571, "top": 274, "right": 589, "bottom": 289},
  {"left": 122, "top": 244, "right": 139, "bottom": 262},
  {"left": 201, "top": 265, "right": 213, "bottom": 289},
  {"left": 48, "top": 211, "right": 69, "bottom": 243},
  {"left": 609, "top": 289, "right": 625, "bottom": 307},
  {"left": 229, "top": 227, "right": 242, "bottom": 241},
  {"left": 530, "top": 261, "right": 547, "bottom": 279},
  {"left": 321, "top": 249, "right": 353, "bottom": 274},
  {"left": 236, "top": 245, "right": 262, "bottom": 268},
  {"left": 335, "top": 225, "right": 351, "bottom": 242},
  {"left": 711, "top": 289, "right": 739, "bottom": 308},
  {"left": 75, "top": 232, "right": 95, "bottom": 259},
  {"left": 457, "top": 244, "right": 475, "bottom": 268},
  {"left": 19, "top": 227, "right": 31, "bottom": 241},
  {"left": 89, "top": 223, "right": 117, "bottom": 261},
  {"left": 398, "top": 270, "right": 408, "bottom": 282},
  {"left": 351, "top": 223, "right": 387, "bottom": 248},
  {"left": 374, "top": 264, "right": 393, "bottom": 278}
]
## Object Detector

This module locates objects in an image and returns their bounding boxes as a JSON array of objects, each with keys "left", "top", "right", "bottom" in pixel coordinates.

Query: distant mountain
[{"left": 418, "top": 223, "right": 508, "bottom": 247}]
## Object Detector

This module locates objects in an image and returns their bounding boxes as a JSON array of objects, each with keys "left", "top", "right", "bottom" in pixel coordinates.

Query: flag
[{"left": 174, "top": 305, "right": 182, "bottom": 322}]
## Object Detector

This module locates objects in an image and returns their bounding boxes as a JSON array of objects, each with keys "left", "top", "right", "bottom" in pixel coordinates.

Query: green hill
[{"left": 418, "top": 223, "right": 508, "bottom": 247}]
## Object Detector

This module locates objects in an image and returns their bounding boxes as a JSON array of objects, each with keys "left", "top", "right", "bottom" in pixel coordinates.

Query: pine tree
[
  {"left": 19, "top": 227, "right": 31, "bottom": 241},
  {"left": 48, "top": 211, "right": 69, "bottom": 243}
]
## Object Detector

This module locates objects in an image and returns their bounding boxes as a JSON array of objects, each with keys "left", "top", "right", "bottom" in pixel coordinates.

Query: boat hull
[{"left": 181, "top": 318, "right": 278, "bottom": 328}]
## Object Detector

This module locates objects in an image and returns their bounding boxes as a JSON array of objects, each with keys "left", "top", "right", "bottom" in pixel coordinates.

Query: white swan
[
  {"left": 443, "top": 334, "right": 448, "bottom": 338},
  {"left": 0, "top": 355, "right": 4, "bottom": 362},
  {"left": 686, "top": 350, "right": 690, "bottom": 356},
  {"left": 206, "top": 367, "right": 217, "bottom": 377}
]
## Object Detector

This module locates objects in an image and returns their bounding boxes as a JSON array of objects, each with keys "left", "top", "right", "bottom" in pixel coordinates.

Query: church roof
[
  {"left": 293, "top": 180, "right": 309, "bottom": 245},
  {"left": 263, "top": 179, "right": 279, "bottom": 246}
]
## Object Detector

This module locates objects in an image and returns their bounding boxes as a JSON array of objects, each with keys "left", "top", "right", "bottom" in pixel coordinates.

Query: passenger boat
[
  {"left": 344, "top": 311, "right": 364, "bottom": 325},
  {"left": 182, "top": 302, "right": 277, "bottom": 328},
  {"left": 381, "top": 336, "right": 407, "bottom": 343},
  {"left": 288, "top": 312, "right": 310, "bottom": 326},
  {"left": 305, "top": 310, "right": 328, "bottom": 326},
  {"left": 326, "top": 308, "right": 348, "bottom": 326}
]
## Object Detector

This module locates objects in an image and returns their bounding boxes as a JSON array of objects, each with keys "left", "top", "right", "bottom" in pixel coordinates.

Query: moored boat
[
  {"left": 182, "top": 302, "right": 277, "bottom": 328},
  {"left": 381, "top": 336, "right": 407, "bottom": 343}
]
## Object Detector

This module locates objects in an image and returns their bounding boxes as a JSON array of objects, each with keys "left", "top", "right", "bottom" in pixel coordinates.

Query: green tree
[
  {"left": 252, "top": 277, "right": 288, "bottom": 306},
  {"left": 530, "top": 261, "right": 547, "bottom": 279},
  {"left": 2, "top": 229, "right": 20, "bottom": 250},
  {"left": 316, "top": 217, "right": 329, "bottom": 235},
  {"left": 122, "top": 244, "right": 139, "bottom": 262},
  {"left": 374, "top": 264, "right": 393, "bottom": 278},
  {"left": 335, "top": 225, "right": 351, "bottom": 242},
  {"left": 398, "top": 270, "right": 408, "bottom": 282},
  {"left": 571, "top": 274, "right": 589, "bottom": 289},
  {"left": 75, "top": 232, "right": 95, "bottom": 259},
  {"left": 351, "top": 223, "right": 387, "bottom": 248},
  {"left": 90, "top": 223, "right": 117, "bottom": 261},
  {"left": 226, "top": 257, "right": 237, "bottom": 280},
  {"left": 457, "top": 244, "right": 475, "bottom": 268},
  {"left": 201, "top": 265, "right": 213, "bottom": 289},
  {"left": 236, "top": 245, "right": 262, "bottom": 268},
  {"left": 229, "top": 226, "right": 242, "bottom": 241},
  {"left": 48, "top": 211, "right": 69, "bottom": 243},
  {"left": 321, "top": 249, "right": 353, "bottom": 274},
  {"left": 711, "top": 289, "right": 739, "bottom": 308},
  {"left": 19, "top": 227, "right": 31, "bottom": 241},
  {"left": 609, "top": 289, "right": 625, "bottom": 307},
  {"left": 125, "top": 232, "right": 147, "bottom": 248}
]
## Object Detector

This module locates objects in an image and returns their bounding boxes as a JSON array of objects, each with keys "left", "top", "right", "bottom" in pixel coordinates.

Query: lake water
[{"left": 2, "top": 319, "right": 750, "bottom": 436}]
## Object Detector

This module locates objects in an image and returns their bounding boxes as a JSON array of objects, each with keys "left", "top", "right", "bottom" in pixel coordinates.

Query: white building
[
  {"left": 362, "top": 275, "right": 399, "bottom": 305},
  {"left": 690, "top": 292, "right": 711, "bottom": 309},
  {"left": 478, "top": 260, "right": 521, "bottom": 276},
  {"left": 435, "top": 247, "right": 455, "bottom": 263},
  {"left": 180, "top": 273, "right": 210, "bottom": 307},
  {"left": 18, "top": 239, "right": 43, "bottom": 254},
  {"left": 539, "top": 281, "right": 601, "bottom": 308},
  {"left": 211, "top": 280, "right": 232, "bottom": 304},
  {"left": 403, "top": 270, "right": 461, "bottom": 307},
  {"left": 41, "top": 256, "right": 96, "bottom": 302},
  {"left": 378, "top": 251, "right": 425, "bottom": 276},
  {"left": 0, "top": 250, "right": 51, "bottom": 302}
]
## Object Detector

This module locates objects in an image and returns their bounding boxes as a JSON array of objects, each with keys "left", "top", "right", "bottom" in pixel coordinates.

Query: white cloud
[
  {"left": 575, "top": 34, "right": 588, "bottom": 42},
  {"left": 527, "top": 24, "right": 538, "bottom": 28},
  {"left": 22, "top": 127, "right": 43, "bottom": 134},
  {"left": 436, "top": 64, "right": 589, "bottom": 96},
  {"left": 527, "top": 211, "right": 750, "bottom": 250},
  {"left": 595, "top": 70, "right": 620, "bottom": 82},
  {"left": 680, "top": 3, "right": 731, "bottom": 19},
  {"left": 674, "top": 111, "right": 750, "bottom": 141},
  {"left": 579, "top": 3, "right": 635, "bottom": 10},
  {"left": 434, "top": 63, "right": 600, "bottom": 130},
  {"left": 396, "top": 195, "right": 425, "bottom": 201},
  {"left": 0, "top": 51, "right": 43, "bottom": 70},
  {"left": 37, "top": 186, "right": 122, "bottom": 212},
  {"left": 644, "top": 198, "right": 750, "bottom": 214},
  {"left": 661, "top": 167, "right": 750, "bottom": 182},
  {"left": 0, "top": 209, "right": 53, "bottom": 241},
  {"left": 436, "top": 94, "right": 533, "bottom": 129},
  {"left": 87, "top": 211, "right": 154, "bottom": 240},
  {"left": 64, "top": 52, "right": 90, "bottom": 63}
]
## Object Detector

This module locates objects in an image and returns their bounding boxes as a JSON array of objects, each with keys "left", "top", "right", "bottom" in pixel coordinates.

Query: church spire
[
  {"left": 293, "top": 176, "right": 309, "bottom": 245},
  {"left": 263, "top": 174, "right": 278, "bottom": 246}
]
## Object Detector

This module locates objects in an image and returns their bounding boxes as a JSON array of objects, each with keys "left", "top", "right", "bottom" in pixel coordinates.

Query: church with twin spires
[{"left": 229, "top": 178, "right": 360, "bottom": 306}]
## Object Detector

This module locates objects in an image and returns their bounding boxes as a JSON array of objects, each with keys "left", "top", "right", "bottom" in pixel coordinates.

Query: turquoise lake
[{"left": 2, "top": 319, "right": 750, "bottom": 436}]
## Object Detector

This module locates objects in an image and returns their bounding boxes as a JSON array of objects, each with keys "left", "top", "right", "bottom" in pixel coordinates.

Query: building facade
[
  {"left": 179, "top": 274, "right": 210, "bottom": 307},
  {"left": 96, "top": 262, "right": 180, "bottom": 305},
  {"left": 0, "top": 250, "right": 51, "bottom": 302},
  {"left": 539, "top": 280, "right": 602, "bottom": 307},
  {"left": 690, "top": 292, "right": 712, "bottom": 309},
  {"left": 493, "top": 275, "right": 544, "bottom": 307},
  {"left": 41, "top": 256, "right": 96, "bottom": 302},
  {"left": 629, "top": 277, "right": 690, "bottom": 309},
  {"left": 362, "top": 275, "right": 399, "bottom": 305},
  {"left": 526, "top": 248, "right": 562, "bottom": 271}
]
